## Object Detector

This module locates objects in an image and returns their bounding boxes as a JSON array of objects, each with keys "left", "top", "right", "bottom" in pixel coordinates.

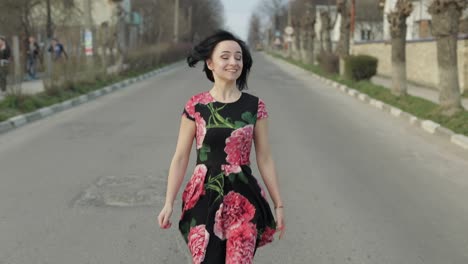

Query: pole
[
  {"left": 174, "top": 0, "right": 179, "bottom": 43},
  {"left": 351, "top": 0, "right": 356, "bottom": 35},
  {"left": 287, "top": 0, "right": 293, "bottom": 58},
  {"left": 45, "top": 0, "right": 53, "bottom": 81},
  {"left": 188, "top": 3, "right": 193, "bottom": 42},
  {"left": 84, "top": 0, "right": 94, "bottom": 67},
  {"left": 46, "top": 0, "right": 52, "bottom": 39}
]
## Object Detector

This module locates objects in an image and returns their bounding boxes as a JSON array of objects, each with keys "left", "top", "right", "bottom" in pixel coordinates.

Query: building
[{"left": 354, "top": 0, "right": 384, "bottom": 42}]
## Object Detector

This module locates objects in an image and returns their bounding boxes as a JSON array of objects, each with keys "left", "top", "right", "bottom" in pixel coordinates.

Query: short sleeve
[
  {"left": 257, "top": 99, "right": 268, "bottom": 120},
  {"left": 182, "top": 97, "right": 195, "bottom": 121}
]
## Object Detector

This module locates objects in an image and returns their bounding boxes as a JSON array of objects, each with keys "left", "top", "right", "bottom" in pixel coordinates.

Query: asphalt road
[{"left": 1, "top": 53, "right": 468, "bottom": 264}]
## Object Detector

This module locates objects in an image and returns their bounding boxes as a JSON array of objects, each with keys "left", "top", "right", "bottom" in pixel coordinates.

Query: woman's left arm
[{"left": 254, "top": 118, "right": 285, "bottom": 238}]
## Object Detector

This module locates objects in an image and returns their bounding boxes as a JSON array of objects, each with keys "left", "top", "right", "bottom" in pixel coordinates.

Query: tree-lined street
[{"left": 1, "top": 54, "right": 468, "bottom": 263}]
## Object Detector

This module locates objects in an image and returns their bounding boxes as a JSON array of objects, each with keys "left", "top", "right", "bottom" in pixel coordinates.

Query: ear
[{"left": 206, "top": 59, "right": 213, "bottom": 71}]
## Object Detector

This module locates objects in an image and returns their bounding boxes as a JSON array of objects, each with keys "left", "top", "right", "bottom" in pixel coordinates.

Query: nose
[{"left": 228, "top": 57, "right": 239, "bottom": 66}]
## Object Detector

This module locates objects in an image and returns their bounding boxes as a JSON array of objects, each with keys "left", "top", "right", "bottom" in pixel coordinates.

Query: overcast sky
[{"left": 220, "top": 0, "right": 263, "bottom": 41}]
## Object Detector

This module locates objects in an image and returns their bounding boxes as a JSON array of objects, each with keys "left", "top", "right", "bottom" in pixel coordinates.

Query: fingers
[
  {"left": 278, "top": 225, "right": 285, "bottom": 239},
  {"left": 276, "top": 217, "right": 285, "bottom": 239},
  {"left": 162, "top": 213, "right": 172, "bottom": 229},
  {"left": 158, "top": 209, "right": 172, "bottom": 229}
]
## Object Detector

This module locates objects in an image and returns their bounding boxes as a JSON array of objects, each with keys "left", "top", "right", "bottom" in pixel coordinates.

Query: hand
[
  {"left": 275, "top": 207, "right": 285, "bottom": 239},
  {"left": 158, "top": 204, "right": 173, "bottom": 229}
]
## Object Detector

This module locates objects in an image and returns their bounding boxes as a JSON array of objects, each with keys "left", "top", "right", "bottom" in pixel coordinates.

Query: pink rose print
[
  {"left": 258, "top": 226, "right": 276, "bottom": 247},
  {"left": 194, "top": 112, "right": 206, "bottom": 149},
  {"left": 213, "top": 191, "right": 256, "bottom": 240},
  {"left": 257, "top": 99, "right": 268, "bottom": 120},
  {"left": 224, "top": 125, "right": 254, "bottom": 166},
  {"left": 182, "top": 164, "right": 207, "bottom": 213},
  {"left": 221, "top": 164, "right": 242, "bottom": 176},
  {"left": 213, "top": 203, "right": 225, "bottom": 239},
  {"left": 185, "top": 92, "right": 215, "bottom": 118},
  {"left": 188, "top": 224, "right": 210, "bottom": 264},
  {"left": 226, "top": 222, "right": 257, "bottom": 264}
]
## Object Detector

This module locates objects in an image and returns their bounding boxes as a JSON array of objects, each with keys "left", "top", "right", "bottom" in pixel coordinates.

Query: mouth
[{"left": 226, "top": 69, "right": 239, "bottom": 73}]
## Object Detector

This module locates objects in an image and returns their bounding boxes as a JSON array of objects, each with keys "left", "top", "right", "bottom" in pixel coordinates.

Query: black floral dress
[{"left": 179, "top": 91, "right": 277, "bottom": 264}]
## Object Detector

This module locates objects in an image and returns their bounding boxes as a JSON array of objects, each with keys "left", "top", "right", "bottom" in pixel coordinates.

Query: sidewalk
[
  {"left": 0, "top": 79, "right": 45, "bottom": 100},
  {"left": 371, "top": 75, "right": 468, "bottom": 109}
]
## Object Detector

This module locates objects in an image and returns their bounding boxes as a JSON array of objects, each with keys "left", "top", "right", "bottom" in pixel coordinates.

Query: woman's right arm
[
  {"left": 158, "top": 116, "right": 195, "bottom": 229},
  {"left": 164, "top": 116, "right": 196, "bottom": 208}
]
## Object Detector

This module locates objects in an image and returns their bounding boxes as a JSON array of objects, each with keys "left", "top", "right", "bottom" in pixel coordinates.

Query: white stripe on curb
[
  {"left": 39, "top": 107, "right": 54, "bottom": 117},
  {"left": 61, "top": 100, "right": 73, "bottom": 110},
  {"left": 348, "top": 89, "right": 357, "bottom": 96},
  {"left": 421, "top": 120, "right": 440, "bottom": 134},
  {"left": 451, "top": 134, "right": 468, "bottom": 150},
  {"left": 390, "top": 108, "right": 402, "bottom": 117},
  {"left": 9, "top": 115, "right": 27, "bottom": 127},
  {"left": 375, "top": 101, "right": 384, "bottom": 110},
  {"left": 358, "top": 93, "right": 368, "bottom": 101},
  {"left": 92, "top": 90, "right": 103, "bottom": 97},
  {"left": 78, "top": 95, "right": 88, "bottom": 104}
]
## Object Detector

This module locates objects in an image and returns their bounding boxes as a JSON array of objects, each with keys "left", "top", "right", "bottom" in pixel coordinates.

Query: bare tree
[
  {"left": 388, "top": 0, "right": 413, "bottom": 96},
  {"left": 428, "top": 0, "right": 467, "bottom": 115},
  {"left": 258, "top": 0, "right": 287, "bottom": 32},
  {"left": 320, "top": 10, "right": 333, "bottom": 52},
  {"left": 336, "top": 0, "right": 351, "bottom": 75},
  {"left": 248, "top": 13, "right": 262, "bottom": 48},
  {"left": 0, "top": 0, "right": 42, "bottom": 37},
  {"left": 299, "top": 2, "right": 316, "bottom": 64}
]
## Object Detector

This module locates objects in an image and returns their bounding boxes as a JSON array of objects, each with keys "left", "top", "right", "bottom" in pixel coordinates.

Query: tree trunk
[
  {"left": 337, "top": 0, "right": 351, "bottom": 76},
  {"left": 429, "top": 1, "right": 465, "bottom": 115},
  {"left": 391, "top": 35, "right": 408, "bottom": 96},
  {"left": 336, "top": 0, "right": 350, "bottom": 58},
  {"left": 300, "top": 5, "right": 316, "bottom": 65},
  {"left": 388, "top": 0, "right": 413, "bottom": 96},
  {"left": 320, "top": 11, "right": 332, "bottom": 53}
]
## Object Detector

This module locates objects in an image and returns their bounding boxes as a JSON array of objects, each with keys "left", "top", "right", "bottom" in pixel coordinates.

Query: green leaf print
[
  {"left": 206, "top": 103, "right": 236, "bottom": 129},
  {"left": 234, "top": 121, "right": 247, "bottom": 129},
  {"left": 205, "top": 172, "right": 225, "bottom": 200},
  {"left": 190, "top": 218, "right": 197, "bottom": 228},
  {"left": 199, "top": 145, "right": 211, "bottom": 162},
  {"left": 238, "top": 172, "right": 249, "bottom": 184},
  {"left": 228, "top": 173, "right": 236, "bottom": 183},
  {"left": 241, "top": 111, "right": 256, "bottom": 124}
]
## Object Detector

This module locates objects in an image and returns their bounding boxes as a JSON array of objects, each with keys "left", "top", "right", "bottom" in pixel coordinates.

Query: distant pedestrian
[
  {"left": 48, "top": 38, "right": 68, "bottom": 61},
  {"left": 26, "top": 36, "right": 40, "bottom": 80},
  {"left": 0, "top": 36, "right": 11, "bottom": 94}
]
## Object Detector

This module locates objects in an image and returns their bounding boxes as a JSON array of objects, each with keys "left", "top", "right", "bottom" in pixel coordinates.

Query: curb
[
  {"left": 324, "top": 76, "right": 468, "bottom": 152},
  {"left": 0, "top": 62, "right": 181, "bottom": 135},
  {"left": 266, "top": 54, "right": 468, "bottom": 153}
]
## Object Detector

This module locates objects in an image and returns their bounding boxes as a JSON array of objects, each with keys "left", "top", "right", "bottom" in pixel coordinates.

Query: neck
[{"left": 210, "top": 81, "right": 240, "bottom": 101}]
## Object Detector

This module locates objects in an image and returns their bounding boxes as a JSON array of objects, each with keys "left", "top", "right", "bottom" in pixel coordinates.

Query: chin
[{"left": 222, "top": 75, "right": 240, "bottom": 82}]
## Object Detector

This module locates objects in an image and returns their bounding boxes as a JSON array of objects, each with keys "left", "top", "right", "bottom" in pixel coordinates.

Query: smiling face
[{"left": 206, "top": 40, "right": 243, "bottom": 84}]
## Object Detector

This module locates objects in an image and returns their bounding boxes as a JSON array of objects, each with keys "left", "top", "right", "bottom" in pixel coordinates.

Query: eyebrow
[{"left": 221, "top": 51, "right": 242, "bottom": 54}]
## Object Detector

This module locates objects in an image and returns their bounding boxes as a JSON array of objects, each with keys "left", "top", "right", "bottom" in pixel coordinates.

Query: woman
[{"left": 158, "top": 30, "right": 285, "bottom": 264}]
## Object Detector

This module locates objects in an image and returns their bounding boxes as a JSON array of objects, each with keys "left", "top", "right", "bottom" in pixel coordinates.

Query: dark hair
[{"left": 187, "top": 30, "right": 253, "bottom": 90}]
